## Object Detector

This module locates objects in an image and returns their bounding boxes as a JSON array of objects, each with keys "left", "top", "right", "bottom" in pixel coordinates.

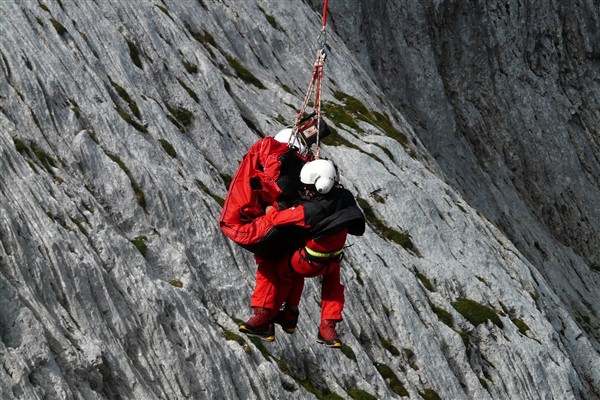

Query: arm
[{"left": 265, "top": 204, "right": 311, "bottom": 229}]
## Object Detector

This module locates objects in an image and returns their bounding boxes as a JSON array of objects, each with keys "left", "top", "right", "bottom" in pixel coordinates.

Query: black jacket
[{"left": 302, "top": 187, "right": 366, "bottom": 239}]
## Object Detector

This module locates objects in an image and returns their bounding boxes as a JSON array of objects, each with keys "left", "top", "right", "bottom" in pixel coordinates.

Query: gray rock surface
[{"left": 1, "top": 1, "right": 599, "bottom": 399}]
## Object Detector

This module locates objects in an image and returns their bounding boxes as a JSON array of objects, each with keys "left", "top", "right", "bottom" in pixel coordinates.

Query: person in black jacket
[{"left": 240, "top": 160, "right": 365, "bottom": 347}]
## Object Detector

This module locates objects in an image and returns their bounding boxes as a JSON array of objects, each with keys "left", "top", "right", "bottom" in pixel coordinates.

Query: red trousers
[{"left": 250, "top": 230, "right": 347, "bottom": 322}]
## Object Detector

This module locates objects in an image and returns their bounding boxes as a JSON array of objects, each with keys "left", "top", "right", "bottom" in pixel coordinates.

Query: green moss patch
[
  {"left": 511, "top": 318, "right": 530, "bottom": 335},
  {"left": 357, "top": 198, "right": 418, "bottom": 254},
  {"left": 258, "top": 6, "right": 280, "bottom": 30},
  {"left": 70, "top": 217, "right": 86, "bottom": 234},
  {"left": 50, "top": 18, "right": 67, "bottom": 35},
  {"left": 126, "top": 40, "right": 143, "bottom": 69},
  {"left": 226, "top": 56, "right": 265, "bottom": 89},
  {"left": 190, "top": 28, "right": 217, "bottom": 47},
  {"left": 379, "top": 335, "right": 400, "bottom": 356},
  {"left": 321, "top": 91, "right": 408, "bottom": 147},
  {"left": 177, "top": 78, "right": 199, "bottom": 102},
  {"left": 222, "top": 328, "right": 248, "bottom": 351},
  {"left": 319, "top": 127, "right": 386, "bottom": 164},
  {"left": 273, "top": 114, "right": 287, "bottom": 125},
  {"left": 420, "top": 388, "right": 441, "bottom": 400},
  {"left": 116, "top": 108, "right": 147, "bottom": 133},
  {"left": 106, "top": 152, "right": 147, "bottom": 210},
  {"left": 131, "top": 236, "right": 148, "bottom": 256},
  {"left": 346, "top": 388, "right": 377, "bottom": 400},
  {"left": 320, "top": 126, "right": 358, "bottom": 148},
  {"left": 375, "top": 363, "right": 408, "bottom": 397},
  {"left": 159, "top": 139, "right": 177, "bottom": 158},
  {"left": 247, "top": 336, "right": 270, "bottom": 359},
  {"left": 298, "top": 380, "right": 342, "bottom": 400},
  {"left": 110, "top": 80, "right": 141, "bottom": 119},
  {"left": 452, "top": 298, "right": 503, "bottom": 328},
  {"left": 415, "top": 270, "right": 434, "bottom": 291},
  {"left": 14, "top": 139, "right": 59, "bottom": 174},
  {"left": 431, "top": 304, "right": 453, "bottom": 328},
  {"left": 14, "top": 138, "right": 28, "bottom": 154},
  {"left": 340, "top": 344, "right": 357, "bottom": 362},
  {"left": 369, "top": 111, "right": 408, "bottom": 146},
  {"left": 321, "top": 101, "right": 361, "bottom": 131},
  {"left": 68, "top": 99, "right": 81, "bottom": 118},
  {"left": 166, "top": 104, "right": 193, "bottom": 131},
  {"left": 195, "top": 179, "right": 224, "bottom": 206},
  {"left": 183, "top": 60, "right": 198, "bottom": 73},
  {"left": 31, "top": 142, "right": 58, "bottom": 172},
  {"left": 168, "top": 279, "right": 183, "bottom": 288},
  {"left": 191, "top": 29, "right": 216, "bottom": 58}
]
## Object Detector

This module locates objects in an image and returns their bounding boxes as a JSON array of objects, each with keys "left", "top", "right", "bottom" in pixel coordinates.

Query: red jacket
[{"left": 219, "top": 137, "right": 310, "bottom": 256}]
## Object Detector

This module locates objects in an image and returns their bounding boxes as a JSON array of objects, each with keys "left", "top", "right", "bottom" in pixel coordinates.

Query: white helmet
[
  {"left": 300, "top": 159, "right": 337, "bottom": 194},
  {"left": 274, "top": 128, "right": 305, "bottom": 153}
]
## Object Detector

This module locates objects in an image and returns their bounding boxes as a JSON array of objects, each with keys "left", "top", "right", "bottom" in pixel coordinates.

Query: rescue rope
[{"left": 292, "top": 0, "right": 329, "bottom": 159}]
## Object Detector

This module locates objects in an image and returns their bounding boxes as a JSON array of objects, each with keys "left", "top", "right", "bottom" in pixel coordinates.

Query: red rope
[{"left": 293, "top": 0, "right": 329, "bottom": 158}]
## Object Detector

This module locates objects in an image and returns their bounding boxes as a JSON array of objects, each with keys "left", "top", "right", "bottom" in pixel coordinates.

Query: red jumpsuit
[
  {"left": 249, "top": 204, "right": 349, "bottom": 322},
  {"left": 248, "top": 205, "right": 310, "bottom": 313},
  {"left": 219, "top": 137, "right": 314, "bottom": 316}
]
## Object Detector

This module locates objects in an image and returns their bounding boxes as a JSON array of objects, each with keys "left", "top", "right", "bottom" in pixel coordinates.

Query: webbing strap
[{"left": 305, "top": 246, "right": 343, "bottom": 259}]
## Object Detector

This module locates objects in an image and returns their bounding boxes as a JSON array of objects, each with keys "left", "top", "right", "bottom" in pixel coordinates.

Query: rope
[
  {"left": 292, "top": 0, "right": 329, "bottom": 159},
  {"left": 321, "top": 0, "right": 329, "bottom": 27}
]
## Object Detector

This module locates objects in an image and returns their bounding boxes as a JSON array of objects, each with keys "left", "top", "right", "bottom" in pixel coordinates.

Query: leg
[
  {"left": 240, "top": 256, "right": 278, "bottom": 341},
  {"left": 272, "top": 254, "right": 302, "bottom": 314},
  {"left": 273, "top": 255, "right": 304, "bottom": 334},
  {"left": 289, "top": 230, "right": 348, "bottom": 348},
  {"left": 250, "top": 255, "right": 277, "bottom": 310},
  {"left": 320, "top": 262, "right": 344, "bottom": 322}
]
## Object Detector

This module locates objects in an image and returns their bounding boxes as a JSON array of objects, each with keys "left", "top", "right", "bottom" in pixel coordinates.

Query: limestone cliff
[{"left": 1, "top": 1, "right": 599, "bottom": 399}]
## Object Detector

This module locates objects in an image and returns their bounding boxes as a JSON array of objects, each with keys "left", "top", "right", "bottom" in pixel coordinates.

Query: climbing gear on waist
[{"left": 304, "top": 246, "right": 343, "bottom": 259}]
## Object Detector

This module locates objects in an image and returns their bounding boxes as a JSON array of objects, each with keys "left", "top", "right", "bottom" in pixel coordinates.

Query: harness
[{"left": 304, "top": 247, "right": 343, "bottom": 259}]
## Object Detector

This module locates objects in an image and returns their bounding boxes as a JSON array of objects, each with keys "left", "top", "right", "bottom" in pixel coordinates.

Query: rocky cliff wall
[
  {"left": 1, "top": 1, "right": 599, "bottom": 399},
  {"left": 325, "top": 0, "right": 600, "bottom": 266}
]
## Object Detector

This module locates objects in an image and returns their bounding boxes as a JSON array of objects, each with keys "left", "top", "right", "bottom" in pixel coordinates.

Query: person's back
[{"left": 219, "top": 131, "right": 310, "bottom": 258}]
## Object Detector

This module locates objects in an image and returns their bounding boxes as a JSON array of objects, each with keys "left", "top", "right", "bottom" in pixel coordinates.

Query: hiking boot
[
  {"left": 316, "top": 319, "right": 342, "bottom": 348},
  {"left": 239, "top": 307, "right": 275, "bottom": 342},
  {"left": 273, "top": 304, "right": 299, "bottom": 334}
]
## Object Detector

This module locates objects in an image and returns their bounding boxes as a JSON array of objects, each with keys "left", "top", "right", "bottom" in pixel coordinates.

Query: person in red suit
[
  {"left": 219, "top": 128, "right": 311, "bottom": 256},
  {"left": 239, "top": 159, "right": 365, "bottom": 347},
  {"left": 219, "top": 128, "right": 311, "bottom": 336}
]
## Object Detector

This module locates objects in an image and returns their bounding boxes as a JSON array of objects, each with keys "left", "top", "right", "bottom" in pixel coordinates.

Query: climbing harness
[
  {"left": 304, "top": 246, "right": 343, "bottom": 259},
  {"left": 291, "top": 0, "right": 329, "bottom": 159}
]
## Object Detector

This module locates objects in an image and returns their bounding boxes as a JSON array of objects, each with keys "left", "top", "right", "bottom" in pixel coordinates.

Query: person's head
[
  {"left": 300, "top": 159, "right": 337, "bottom": 195},
  {"left": 274, "top": 128, "right": 306, "bottom": 153}
]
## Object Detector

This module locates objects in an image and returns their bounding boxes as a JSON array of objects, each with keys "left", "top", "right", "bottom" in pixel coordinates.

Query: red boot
[
  {"left": 317, "top": 319, "right": 342, "bottom": 348},
  {"left": 239, "top": 307, "right": 275, "bottom": 342}
]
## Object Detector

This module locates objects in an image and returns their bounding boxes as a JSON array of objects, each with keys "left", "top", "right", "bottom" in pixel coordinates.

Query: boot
[
  {"left": 316, "top": 319, "right": 342, "bottom": 348},
  {"left": 239, "top": 307, "right": 275, "bottom": 342},
  {"left": 273, "top": 304, "right": 299, "bottom": 334}
]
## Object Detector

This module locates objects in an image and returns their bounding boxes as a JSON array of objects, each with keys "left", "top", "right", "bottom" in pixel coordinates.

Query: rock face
[
  {"left": 0, "top": 1, "right": 599, "bottom": 399},
  {"left": 326, "top": 0, "right": 600, "bottom": 267}
]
